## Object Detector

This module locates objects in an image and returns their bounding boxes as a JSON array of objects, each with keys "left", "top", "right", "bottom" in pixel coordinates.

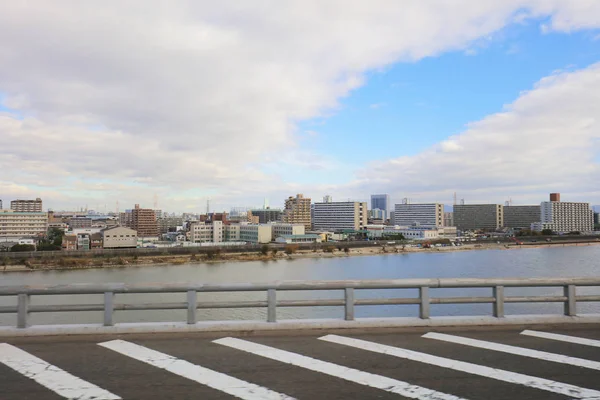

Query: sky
[{"left": 1, "top": 1, "right": 600, "bottom": 213}]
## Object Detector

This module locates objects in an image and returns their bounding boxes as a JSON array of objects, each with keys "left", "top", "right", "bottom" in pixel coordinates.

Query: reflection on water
[{"left": 1, "top": 245, "right": 599, "bottom": 326}]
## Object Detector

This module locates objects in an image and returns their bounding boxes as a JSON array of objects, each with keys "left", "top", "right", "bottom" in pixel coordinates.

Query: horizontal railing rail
[{"left": 1, "top": 278, "right": 599, "bottom": 329}]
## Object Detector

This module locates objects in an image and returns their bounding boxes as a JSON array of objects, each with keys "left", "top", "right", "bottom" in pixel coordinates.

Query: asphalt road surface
[{"left": 2, "top": 327, "right": 600, "bottom": 399}]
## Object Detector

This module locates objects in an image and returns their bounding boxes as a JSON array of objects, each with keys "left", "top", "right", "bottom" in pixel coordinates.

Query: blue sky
[{"left": 291, "top": 22, "right": 600, "bottom": 186}]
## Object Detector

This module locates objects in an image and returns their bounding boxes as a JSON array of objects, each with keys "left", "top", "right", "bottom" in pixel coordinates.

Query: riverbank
[{"left": 3, "top": 240, "right": 600, "bottom": 273}]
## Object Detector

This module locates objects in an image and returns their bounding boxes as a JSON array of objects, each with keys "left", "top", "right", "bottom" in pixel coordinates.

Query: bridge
[{"left": 1, "top": 278, "right": 600, "bottom": 399}]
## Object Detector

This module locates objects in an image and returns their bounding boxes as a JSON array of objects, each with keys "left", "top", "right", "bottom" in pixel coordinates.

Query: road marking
[
  {"left": 214, "top": 337, "right": 468, "bottom": 400},
  {"left": 319, "top": 334, "right": 600, "bottom": 399},
  {"left": 521, "top": 330, "right": 600, "bottom": 348},
  {"left": 0, "top": 343, "right": 121, "bottom": 400},
  {"left": 99, "top": 339, "right": 295, "bottom": 400},
  {"left": 423, "top": 332, "right": 600, "bottom": 371}
]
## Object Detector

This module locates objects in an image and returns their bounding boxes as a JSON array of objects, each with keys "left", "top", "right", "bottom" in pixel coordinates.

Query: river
[{"left": 1, "top": 245, "right": 599, "bottom": 326}]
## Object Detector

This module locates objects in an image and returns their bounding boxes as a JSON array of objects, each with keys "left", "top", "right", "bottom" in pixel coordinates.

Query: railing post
[
  {"left": 104, "top": 292, "right": 114, "bottom": 326},
  {"left": 17, "top": 294, "right": 30, "bottom": 328},
  {"left": 564, "top": 285, "right": 576, "bottom": 316},
  {"left": 187, "top": 290, "right": 197, "bottom": 324},
  {"left": 345, "top": 288, "right": 355, "bottom": 321},
  {"left": 267, "top": 288, "right": 276, "bottom": 323},
  {"left": 419, "top": 287, "right": 430, "bottom": 319},
  {"left": 493, "top": 285, "right": 505, "bottom": 318}
]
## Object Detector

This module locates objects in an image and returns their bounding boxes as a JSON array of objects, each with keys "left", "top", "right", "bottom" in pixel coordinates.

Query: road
[{"left": 2, "top": 327, "right": 600, "bottom": 399}]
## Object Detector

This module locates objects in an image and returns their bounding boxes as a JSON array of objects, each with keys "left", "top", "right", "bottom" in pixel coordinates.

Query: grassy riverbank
[{"left": 2, "top": 240, "right": 599, "bottom": 273}]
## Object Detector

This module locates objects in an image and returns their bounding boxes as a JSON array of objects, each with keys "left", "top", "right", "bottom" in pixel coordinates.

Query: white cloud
[
  {"left": 0, "top": 1, "right": 600, "bottom": 211},
  {"left": 357, "top": 63, "right": 600, "bottom": 205}
]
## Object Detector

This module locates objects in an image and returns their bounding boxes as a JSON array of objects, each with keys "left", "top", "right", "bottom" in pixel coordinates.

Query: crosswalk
[{"left": 2, "top": 329, "right": 600, "bottom": 399}]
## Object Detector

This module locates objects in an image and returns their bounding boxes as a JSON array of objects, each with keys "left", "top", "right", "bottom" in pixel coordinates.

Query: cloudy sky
[{"left": 1, "top": 1, "right": 600, "bottom": 213}]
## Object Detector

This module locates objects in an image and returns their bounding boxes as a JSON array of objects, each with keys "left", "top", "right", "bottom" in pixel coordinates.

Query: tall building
[
  {"left": 394, "top": 203, "right": 444, "bottom": 227},
  {"left": 282, "top": 194, "right": 311, "bottom": 230},
  {"left": 503, "top": 205, "right": 541, "bottom": 229},
  {"left": 131, "top": 204, "right": 158, "bottom": 237},
  {"left": 453, "top": 204, "right": 503, "bottom": 231},
  {"left": 313, "top": 201, "right": 367, "bottom": 231},
  {"left": 10, "top": 198, "right": 43, "bottom": 212},
  {"left": 250, "top": 208, "right": 282, "bottom": 224},
  {"left": 536, "top": 193, "right": 593, "bottom": 233},
  {"left": 0, "top": 209, "right": 48, "bottom": 239},
  {"left": 371, "top": 194, "right": 390, "bottom": 219},
  {"left": 443, "top": 212, "right": 454, "bottom": 227}
]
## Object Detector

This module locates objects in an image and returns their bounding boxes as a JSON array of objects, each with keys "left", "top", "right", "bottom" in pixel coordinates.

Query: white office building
[
  {"left": 270, "top": 223, "right": 305, "bottom": 241},
  {"left": 536, "top": 199, "right": 593, "bottom": 233},
  {"left": 312, "top": 201, "right": 367, "bottom": 231},
  {"left": 394, "top": 203, "right": 444, "bottom": 227},
  {"left": 189, "top": 221, "right": 223, "bottom": 243}
]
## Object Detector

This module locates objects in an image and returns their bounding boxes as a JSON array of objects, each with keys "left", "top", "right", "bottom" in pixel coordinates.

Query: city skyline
[{"left": 2, "top": 2, "right": 600, "bottom": 212}]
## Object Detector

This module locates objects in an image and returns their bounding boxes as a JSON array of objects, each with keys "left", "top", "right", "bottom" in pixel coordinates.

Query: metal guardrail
[{"left": 1, "top": 278, "right": 599, "bottom": 329}]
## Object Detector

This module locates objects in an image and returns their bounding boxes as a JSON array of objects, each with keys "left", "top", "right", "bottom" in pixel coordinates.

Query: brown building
[
  {"left": 131, "top": 204, "right": 158, "bottom": 237},
  {"left": 283, "top": 194, "right": 312, "bottom": 230},
  {"left": 550, "top": 193, "right": 561, "bottom": 202},
  {"left": 11, "top": 198, "right": 43, "bottom": 212}
]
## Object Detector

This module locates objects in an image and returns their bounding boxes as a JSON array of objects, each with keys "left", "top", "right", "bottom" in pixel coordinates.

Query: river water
[{"left": 1, "top": 245, "right": 599, "bottom": 326}]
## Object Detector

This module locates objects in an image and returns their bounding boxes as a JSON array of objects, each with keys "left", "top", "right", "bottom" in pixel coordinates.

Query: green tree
[
  {"left": 260, "top": 244, "right": 269, "bottom": 255},
  {"left": 541, "top": 229, "right": 553, "bottom": 236},
  {"left": 10, "top": 244, "right": 36, "bottom": 252}
]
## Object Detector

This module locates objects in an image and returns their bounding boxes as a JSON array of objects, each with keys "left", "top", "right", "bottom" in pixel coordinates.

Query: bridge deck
[{"left": 2, "top": 327, "right": 600, "bottom": 399}]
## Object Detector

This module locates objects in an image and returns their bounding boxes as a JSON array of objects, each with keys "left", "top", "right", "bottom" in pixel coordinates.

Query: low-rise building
[
  {"left": 0, "top": 209, "right": 48, "bottom": 240},
  {"left": 239, "top": 224, "right": 272, "bottom": 244},
  {"left": 270, "top": 223, "right": 305, "bottom": 241},
  {"left": 275, "top": 234, "right": 322, "bottom": 244},
  {"left": 69, "top": 217, "right": 92, "bottom": 229},
  {"left": 189, "top": 221, "right": 224, "bottom": 243},
  {"left": 102, "top": 226, "right": 138, "bottom": 249}
]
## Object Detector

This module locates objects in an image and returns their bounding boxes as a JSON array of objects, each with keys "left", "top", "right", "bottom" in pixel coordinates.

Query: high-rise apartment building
[
  {"left": 371, "top": 194, "right": 390, "bottom": 219},
  {"left": 131, "top": 204, "right": 158, "bottom": 237},
  {"left": 282, "top": 194, "right": 311, "bottom": 230},
  {"left": 0, "top": 209, "right": 48, "bottom": 239},
  {"left": 537, "top": 194, "right": 593, "bottom": 233},
  {"left": 453, "top": 204, "right": 503, "bottom": 231},
  {"left": 394, "top": 203, "right": 444, "bottom": 227},
  {"left": 10, "top": 198, "right": 43, "bottom": 212},
  {"left": 313, "top": 201, "right": 367, "bottom": 231},
  {"left": 503, "top": 205, "right": 541, "bottom": 229}
]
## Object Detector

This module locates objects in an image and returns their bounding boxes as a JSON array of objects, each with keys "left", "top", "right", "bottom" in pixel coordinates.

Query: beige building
[
  {"left": 536, "top": 194, "right": 593, "bottom": 233},
  {"left": 238, "top": 224, "right": 272, "bottom": 244},
  {"left": 102, "top": 226, "right": 137, "bottom": 249},
  {"left": 270, "top": 223, "right": 305, "bottom": 241},
  {"left": 313, "top": 201, "right": 367, "bottom": 231},
  {"left": 189, "top": 221, "right": 224, "bottom": 243},
  {"left": 10, "top": 198, "right": 43, "bottom": 212},
  {"left": 131, "top": 204, "right": 158, "bottom": 237},
  {"left": 0, "top": 209, "right": 48, "bottom": 239},
  {"left": 282, "top": 194, "right": 312, "bottom": 230}
]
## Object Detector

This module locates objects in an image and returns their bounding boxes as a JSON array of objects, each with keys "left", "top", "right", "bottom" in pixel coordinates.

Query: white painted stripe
[
  {"left": 521, "top": 330, "right": 600, "bottom": 348},
  {"left": 423, "top": 332, "right": 600, "bottom": 371},
  {"left": 213, "top": 337, "right": 468, "bottom": 400},
  {"left": 319, "top": 334, "right": 600, "bottom": 399},
  {"left": 0, "top": 343, "right": 120, "bottom": 400},
  {"left": 99, "top": 339, "right": 294, "bottom": 400}
]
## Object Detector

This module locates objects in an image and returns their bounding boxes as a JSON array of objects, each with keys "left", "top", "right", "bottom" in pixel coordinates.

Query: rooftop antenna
[
  {"left": 153, "top": 193, "right": 158, "bottom": 210},
  {"left": 453, "top": 192, "right": 457, "bottom": 205},
  {"left": 206, "top": 198, "right": 210, "bottom": 214},
  {"left": 460, "top": 198, "right": 465, "bottom": 205}
]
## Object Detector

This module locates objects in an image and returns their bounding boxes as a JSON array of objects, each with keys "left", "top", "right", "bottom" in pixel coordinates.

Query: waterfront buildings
[
  {"left": 453, "top": 204, "right": 503, "bottom": 231},
  {"left": 282, "top": 194, "right": 311, "bottom": 230},
  {"left": 443, "top": 212, "right": 454, "bottom": 227},
  {"left": 102, "top": 226, "right": 138, "bottom": 249},
  {"left": 131, "top": 204, "right": 158, "bottom": 237},
  {"left": 189, "top": 221, "right": 224, "bottom": 243},
  {"left": 313, "top": 201, "right": 367, "bottom": 231},
  {"left": 394, "top": 203, "right": 444, "bottom": 227},
  {"left": 371, "top": 194, "right": 390, "bottom": 219},
  {"left": 10, "top": 198, "right": 43, "bottom": 212},
  {"left": 535, "top": 194, "right": 593, "bottom": 233},
  {"left": 503, "top": 205, "right": 541, "bottom": 229},
  {"left": 239, "top": 223, "right": 272, "bottom": 244},
  {"left": 270, "top": 223, "right": 305, "bottom": 240},
  {"left": 0, "top": 209, "right": 48, "bottom": 239}
]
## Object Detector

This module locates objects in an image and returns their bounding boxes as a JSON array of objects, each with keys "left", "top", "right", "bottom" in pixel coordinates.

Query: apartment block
[
  {"left": 0, "top": 209, "right": 48, "bottom": 239},
  {"left": 282, "top": 194, "right": 311, "bottom": 230},
  {"left": 503, "top": 205, "right": 541, "bottom": 229},
  {"left": 131, "top": 204, "right": 158, "bottom": 237},
  {"left": 157, "top": 216, "right": 184, "bottom": 234},
  {"left": 312, "top": 201, "right": 367, "bottom": 231},
  {"left": 270, "top": 223, "right": 305, "bottom": 241},
  {"left": 189, "top": 221, "right": 223, "bottom": 243},
  {"left": 453, "top": 204, "right": 503, "bottom": 231},
  {"left": 394, "top": 203, "right": 444, "bottom": 227},
  {"left": 10, "top": 198, "right": 43, "bottom": 212},
  {"left": 537, "top": 194, "right": 593, "bottom": 233}
]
